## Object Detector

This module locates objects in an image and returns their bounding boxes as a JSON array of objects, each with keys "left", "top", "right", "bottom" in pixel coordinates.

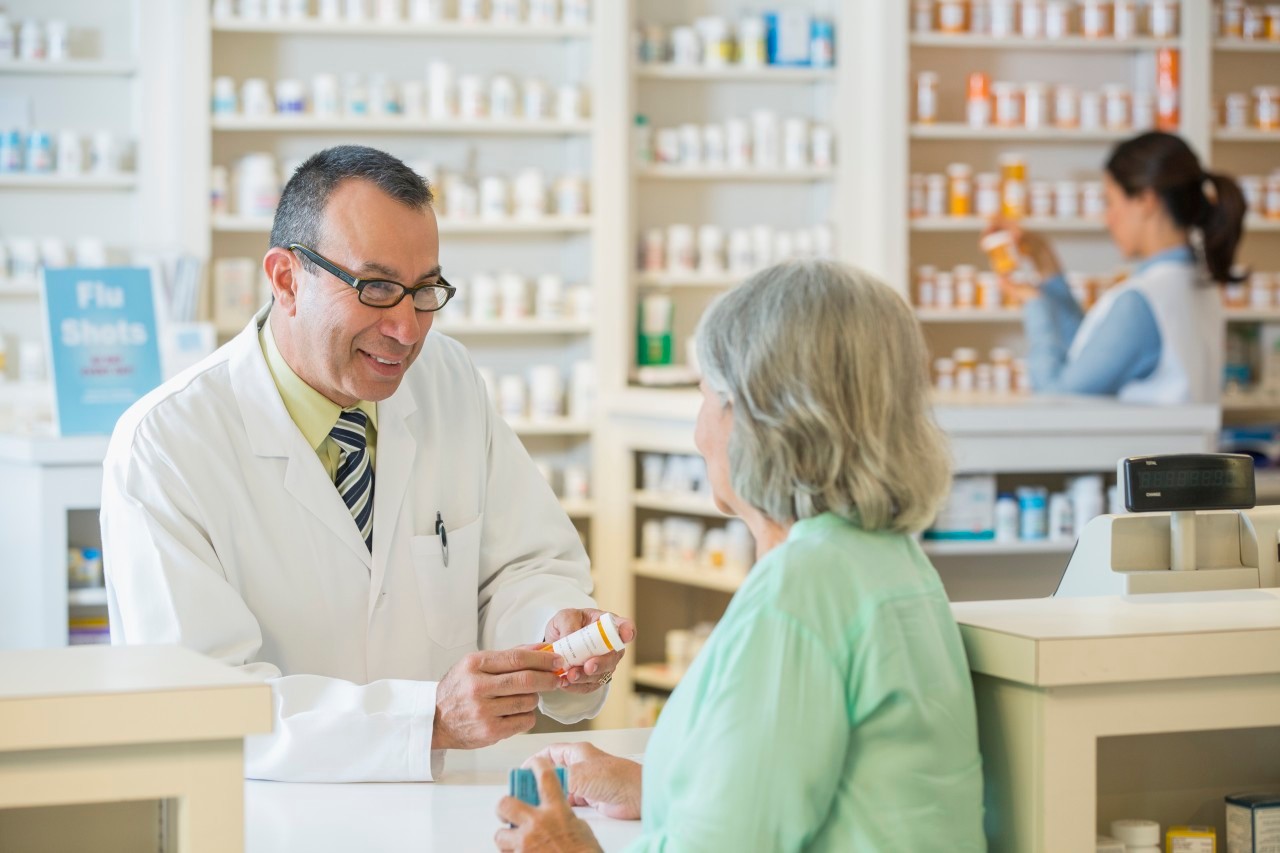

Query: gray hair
[
  {"left": 269, "top": 145, "right": 434, "bottom": 270},
  {"left": 695, "top": 259, "right": 951, "bottom": 534}
]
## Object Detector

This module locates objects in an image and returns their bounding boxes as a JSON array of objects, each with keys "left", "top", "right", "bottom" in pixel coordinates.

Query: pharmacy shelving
[
  {"left": 631, "top": 560, "right": 743, "bottom": 594},
  {"left": 1223, "top": 393, "right": 1280, "bottom": 414},
  {"left": 434, "top": 320, "right": 593, "bottom": 336},
  {"left": 915, "top": 308, "right": 1023, "bottom": 323},
  {"left": 211, "top": 116, "right": 593, "bottom": 135},
  {"left": 0, "top": 174, "right": 137, "bottom": 190},
  {"left": 1212, "top": 128, "right": 1280, "bottom": 143},
  {"left": 211, "top": 214, "right": 594, "bottom": 234},
  {"left": 211, "top": 18, "right": 591, "bottom": 38},
  {"left": 507, "top": 418, "right": 593, "bottom": 437},
  {"left": 910, "top": 124, "right": 1133, "bottom": 143},
  {"left": 911, "top": 217, "right": 1107, "bottom": 233},
  {"left": 635, "top": 166, "right": 835, "bottom": 182},
  {"left": 634, "top": 64, "right": 835, "bottom": 82},
  {"left": 1248, "top": 217, "right": 1280, "bottom": 233},
  {"left": 631, "top": 662, "right": 682, "bottom": 692},
  {"left": 909, "top": 33, "right": 1179, "bottom": 52},
  {"left": 559, "top": 498, "right": 595, "bottom": 519},
  {"left": 1214, "top": 38, "right": 1280, "bottom": 53},
  {"left": 634, "top": 272, "right": 743, "bottom": 288},
  {"left": 0, "top": 59, "right": 137, "bottom": 76},
  {"left": 633, "top": 490, "right": 725, "bottom": 518},
  {"left": 1225, "top": 307, "right": 1280, "bottom": 322}
]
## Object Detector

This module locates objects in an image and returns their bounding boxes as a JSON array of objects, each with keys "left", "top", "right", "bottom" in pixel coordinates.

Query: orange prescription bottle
[
  {"left": 967, "top": 72, "right": 992, "bottom": 127},
  {"left": 980, "top": 230, "right": 1022, "bottom": 275},
  {"left": 540, "top": 614, "right": 626, "bottom": 677},
  {"left": 948, "top": 163, "right": 974, "bottom": 215},
  {"left": 999, "top": 154, "right": 1028, "bottom": 219},
  {"left": 1156, "top": 48, "right": 1180, "bottom": 130}
]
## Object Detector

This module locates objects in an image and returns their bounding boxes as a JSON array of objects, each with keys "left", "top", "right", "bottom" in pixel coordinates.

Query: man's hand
[
  {"left": 544, "top": 609, "right": 637, "bottom": 695},
  {"left": 432, "top": 648, "right": 565, "bottom": 750},
  {"left": 524, "top": 742, "right": 642, "bottom": 820},
  {"left": 494, "top": 757, "right": 604, "bottom": 853}
]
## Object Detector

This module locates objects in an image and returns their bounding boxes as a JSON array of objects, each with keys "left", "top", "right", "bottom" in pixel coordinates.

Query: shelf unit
[
  {"left": 909, "top": 33, "right": 1180, "bottom": 52},
  {"left": 632, "top": 560, "right": 744, "bottom": 594},
  {"left": 210, "top": 18, "right": 592, "bottom": 38},
  {"left": 910, "top": 124, "right": 1133, "bottom": 142},
  {"left": 635, "top": 166, "right": 835, "bottom": 182},
  {"left": 634, "top": 64, "right": 835, "bottom": 82},
  {"left": 633, "top": 490, "right": 725, "bottom": 518},
  {"left": 202, "top": 2, "right": 609, "bottom": 613},
  {"left": 0, "top": 59, "right": 137, "bottom": 76},
  {"left": 0, "top": 174, "right": 137, "bottom": 190},
  {"left": 211, "top": 116, "right": 593, "bottom": 135},
  {"left": 916, "top": 308, "right": 1023, "bottom": 323},
  {"left": 1211, "top": 5, "right": 1280, "bottom": 425}
]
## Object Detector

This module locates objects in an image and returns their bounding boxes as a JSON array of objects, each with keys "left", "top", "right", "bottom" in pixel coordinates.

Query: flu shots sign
[{"left": 41, "top": 268, "right": 163, "bottom": 436}]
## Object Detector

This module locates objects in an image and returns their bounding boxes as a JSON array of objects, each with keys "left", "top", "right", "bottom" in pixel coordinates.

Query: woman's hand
[
  {"left": 983, "top": 218, "right": 1063, "bottom": 280},
  {"left": 525, "top": 742, "right": 643, "bottom": 820},
  {"left": 495, "top": 757, "right": 603, "bottom": 853}
]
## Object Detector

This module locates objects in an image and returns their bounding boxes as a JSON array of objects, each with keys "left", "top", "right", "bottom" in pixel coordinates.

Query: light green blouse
[{"left": 629, "top": 512, "right": 986, "bottom": 852}]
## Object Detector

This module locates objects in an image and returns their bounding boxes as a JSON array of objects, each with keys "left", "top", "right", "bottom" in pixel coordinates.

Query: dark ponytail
[{"left": 1105, "top": 131, "right": 1247, "bottom": 285}]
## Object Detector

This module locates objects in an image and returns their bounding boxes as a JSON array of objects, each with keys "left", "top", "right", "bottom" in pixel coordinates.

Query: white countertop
[
  {"left": 0, "top": 645, "right": 272, "bottom": 751},
  {"left": 953, "top": 589, "right": 1280, "bottom": 687},
  {"left": 246, "top": 728, "right": 651, "bottom": 853}
]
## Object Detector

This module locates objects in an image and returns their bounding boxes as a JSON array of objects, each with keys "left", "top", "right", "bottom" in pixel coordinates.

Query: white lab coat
[{"left": 101, "top": 306, "right": 601, "bottom": 783}]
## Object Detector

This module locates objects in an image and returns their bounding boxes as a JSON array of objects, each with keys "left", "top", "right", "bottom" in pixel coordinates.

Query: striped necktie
[{"left": 331, "top": 407, "right": 374, "bottom": 552}]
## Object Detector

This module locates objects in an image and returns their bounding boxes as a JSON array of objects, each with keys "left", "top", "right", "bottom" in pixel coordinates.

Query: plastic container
[
  {"left": 1054, "top": 84, "right": 1079, "bottom": 128},
  {"left": 953, "top": 347, "right": 979, "bottom": 392},
  {"left": 981, "top": 230, "right": 1022, "bottom": 274},
  {"left": 994, "top": 82, "right": 1022, "bottom": 127},
  {"left": 1156, "top": 47, "right": 1180, "bottom": 130},
  {"left": 938, "top": 0, "right": 969, "bottom": 33},
  {"left": 967, "top": 72, "right": 993, "bottom": 127},
  {"left": 1024, "top": 82, "right": 1048, "bottom": 128},
  {"left": 1081, "top": 0, "right": 1111, "bottom": 38},
  {"left": 1110, "top": 819, "right": 1160, "bottom": 849},
  {"left": 1044, "top": 1, "right": 1071, "bottom": 38},
  {"left": 1020, "top": 0, "right": 1045, "bottom": 37},
  {"left": 934, "top": 357, "right": 957, "bottom": 391},
  {"left": 1112, "top": 0, "right": 1136, "bottom": 39},
  {"left": 999, "top": 154, "right": 1028, "bottom": 219},
  {"left": 917, "top": 72, "right": 940, "bottom": 123},
  {"left": 948, "top": 163, "right": 974, "bottom": 216},
  {"left": 1017, "top": 486, "right": 1048, "bottom": 540},
  {"left": 976, "top": 172, "right": 1001, "bottom": 217},
  {"left": 1256, "top": 86, "right": 1280, "bottom": 130},
  {"left": 1151, "top": 0, "right": 1179, "bottom": 37},
  {"left": 1104, "top": 84, "right": 1131, "bottom": 129}
]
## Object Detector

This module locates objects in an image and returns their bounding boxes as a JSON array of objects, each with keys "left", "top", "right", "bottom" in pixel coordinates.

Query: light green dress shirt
[
  {"left": 259, "top": 319, "right": 378, "bottom": 478},
  {"left": 630, "top": 512, "right": 986, "bottom": 852}
]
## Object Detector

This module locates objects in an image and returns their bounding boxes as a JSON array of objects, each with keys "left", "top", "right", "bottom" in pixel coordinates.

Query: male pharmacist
[{"left": 101, "top": 145, "right": 633, "bottom": 782}]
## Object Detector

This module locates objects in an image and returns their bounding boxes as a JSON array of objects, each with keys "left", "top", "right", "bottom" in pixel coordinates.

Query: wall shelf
[
  {"left": 212, "top": 116, "right": 593, "bottom": 135},
  {"left": 635, "top": 272, "right": 742, "bottom": 288},
  {"left": 559, "top": 498, "right": 595, "bottom": 519},
  {"left": 632, "top": 662, "right": 681, "bottom": 692},
  {"left": 1213, "top": 129, "right": 1280, "bottom": 143},
  {"left": 909, "top": 33, "right": 1178, "bottom": 52},
  {"left": 0, "top": 60, "right": 136, "bottom": 76},
  {"left": 1248, "top": 217, "right": 1280, "bottom": 233},
  {"left": 911, "top": 217, "right": 1106, "bottom": 233},
  {"left": 635, "top": 166, "right": 834, "bottom": 181},
  {"left": 910, "top": 124, "right": 1132, "bottom": 142},
  {"left": 434, "top": 320, "right": 592, "bottom": 336},
  {"left": 916, "top": 308, "right": 1023, "bottom": 323},
  {"left": 1224, "top": 308, "right": 1280, "bottom": 322},
  {"left": 635, "top": 64, "right": 835, "bottom": 82},
  {"left": 506, "top": 418, "right": 593, "bottom": 437},
  {"left": 633, "top": 490, "right": 725, "bottom": 518},
  {"left": 632, "top": 560, "right": 743, "bottom": 594},
  {"left": 0, "top": 174, "right": 137, "bottom": 190},
  {"left": 211, "top": 19, "right": 591, "bottom": 38},
  {"left": 67, "top": 587, "right": 109, "bottom": 607},
  {"left": 212, "top": 214, "right": 594, "bottom": 234},
  {"left": 1214, "top": 39, "right": 1280, "bottom": 53},
  {"left": 1223, "top": 393, "right": 1280, "bottom": 414}
]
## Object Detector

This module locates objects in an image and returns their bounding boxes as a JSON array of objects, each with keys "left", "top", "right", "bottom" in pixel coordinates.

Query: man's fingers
[
  {"left": 479, "top": 648, "right": 564, "bottom": 675},
  {"left": 492, "top": 693, "right": 540, "bottom": 717},
  {"left": 488, "top": 668, "right": 563, "bottom": 696}
]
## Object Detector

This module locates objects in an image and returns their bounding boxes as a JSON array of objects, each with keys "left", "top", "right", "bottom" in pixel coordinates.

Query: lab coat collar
[{"left": 226, "top": 305, "right": 422, "bottom": 572}]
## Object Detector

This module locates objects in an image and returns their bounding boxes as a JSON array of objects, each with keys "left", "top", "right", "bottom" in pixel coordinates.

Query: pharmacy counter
[
  {"left": 953, "top": 590, "right": 1280, "bottom": 852},
  {"left": 0, "top": 644, "right": 272, "bottom": 853},
  {"left": 246, "top": 728, "right": 651, "bottom": 852}
]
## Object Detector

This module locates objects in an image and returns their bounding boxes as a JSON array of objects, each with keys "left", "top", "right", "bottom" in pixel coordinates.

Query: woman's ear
[{"left": 263, "top": 247, "right": 300, "bottom": 316}]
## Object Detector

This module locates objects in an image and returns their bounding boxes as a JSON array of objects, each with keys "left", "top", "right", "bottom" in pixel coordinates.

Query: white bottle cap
[
  {"left": 597, "top": 612, "right": 625, "bottom": 652},
  {"left": 1109, "top": 819, "right": 1160, "bottom": 846}
]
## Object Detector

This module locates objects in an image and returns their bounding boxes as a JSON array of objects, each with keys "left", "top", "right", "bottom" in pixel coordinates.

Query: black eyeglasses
[{"left": 289, "top": 243, "right": 455, "bottom": 312}]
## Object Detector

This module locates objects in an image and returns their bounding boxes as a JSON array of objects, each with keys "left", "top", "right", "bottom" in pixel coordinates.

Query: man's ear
[{"left": 264, "top": 247, "right": 300, "bottom": 316}]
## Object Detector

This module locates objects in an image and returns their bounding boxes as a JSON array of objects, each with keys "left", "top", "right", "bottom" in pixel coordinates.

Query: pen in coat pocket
[{"left": 435, "top": 510, "right": 449, "bottom": 567}]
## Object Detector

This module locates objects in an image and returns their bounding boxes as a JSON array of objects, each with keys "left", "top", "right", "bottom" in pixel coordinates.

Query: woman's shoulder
[{"left": 743, "top": 513, "right": 945, "bottom": 626}]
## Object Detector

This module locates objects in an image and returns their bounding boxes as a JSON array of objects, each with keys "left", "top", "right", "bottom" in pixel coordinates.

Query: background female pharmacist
[
  {"left": 991, "top": 131, "right": 1246, "bottom": 404},
  {"left": 494, "top": 260, "right": 986, "bottom": 853}
]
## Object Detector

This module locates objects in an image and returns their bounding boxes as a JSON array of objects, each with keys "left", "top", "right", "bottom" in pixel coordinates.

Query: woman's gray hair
[{"left": 695, "top": 259, "right": 951, "bottom": 534}]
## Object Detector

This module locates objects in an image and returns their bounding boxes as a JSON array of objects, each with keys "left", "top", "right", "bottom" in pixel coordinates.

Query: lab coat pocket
[{"left": 410, "top": 515, "right": 483, "bottom": 650}]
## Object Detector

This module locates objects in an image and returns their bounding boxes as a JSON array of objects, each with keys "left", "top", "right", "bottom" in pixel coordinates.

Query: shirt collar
[
  {"left": 1135, "top": 245, "right": 1194, "bottom": 275},
  {"left": 260, "top": 318, "right": 377, "bottom": 451}
]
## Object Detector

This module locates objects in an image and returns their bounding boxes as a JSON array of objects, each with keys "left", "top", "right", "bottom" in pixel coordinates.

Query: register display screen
[{"left": 1122, "top": 454, "right": 1256, "bottom": 513}]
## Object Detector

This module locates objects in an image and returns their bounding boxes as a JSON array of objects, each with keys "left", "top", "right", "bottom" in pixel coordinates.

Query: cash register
[{"left": 1055, "top": 453, "right": 1280, "bottom": 597}]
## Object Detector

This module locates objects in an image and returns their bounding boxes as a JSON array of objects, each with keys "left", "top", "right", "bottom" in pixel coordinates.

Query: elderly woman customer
[{"left": 496, "top": 260, "right": 986, "bottom": 852}]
